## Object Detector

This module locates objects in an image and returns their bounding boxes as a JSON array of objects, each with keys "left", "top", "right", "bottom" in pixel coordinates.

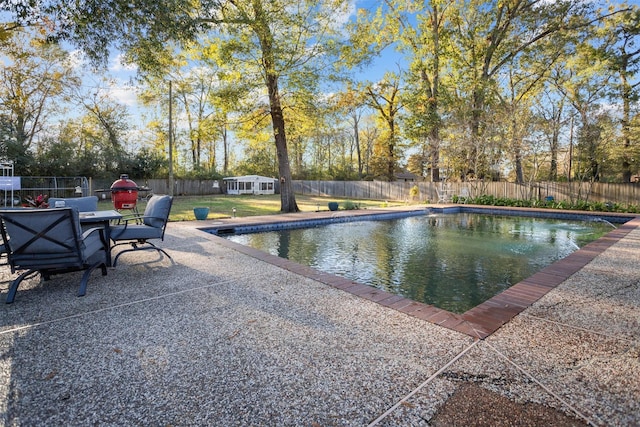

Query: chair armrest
[
  {"left": 141, "top": 215, "right": 166, "bottom": 222},
  {"left": 120, "top": 215, "right": 166, "bottom": 226},
  {"left": 109, "top": 216, "right": 147, "bottom": 240},
  {"left": 116, "top": 214, "right": 144, "bottom": 224},
  {"left": 81, "top": 227, "right": 108, "bottom": 253},
  {"left": 81, "top": 226, "right": 106, "bottom": 241}
]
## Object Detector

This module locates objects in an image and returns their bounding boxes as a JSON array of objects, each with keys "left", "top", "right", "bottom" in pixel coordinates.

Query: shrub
[
  {"left": 343, "top": 200, "right": 359, "bottom": 210},
  {"left": 467, "top": 194, "right": 639, "bottom": 213}
]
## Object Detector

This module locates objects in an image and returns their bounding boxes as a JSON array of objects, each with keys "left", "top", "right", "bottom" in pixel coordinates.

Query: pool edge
[{"left": 198, "top": 206, "right": 640, "bottom": 340}]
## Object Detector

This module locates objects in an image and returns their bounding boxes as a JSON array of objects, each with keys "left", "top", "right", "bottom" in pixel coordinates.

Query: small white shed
[{"left": 223, "top": 175, "right": 276, "bottom": 195}]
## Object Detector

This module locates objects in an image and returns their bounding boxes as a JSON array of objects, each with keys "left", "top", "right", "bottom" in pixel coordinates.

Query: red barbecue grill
[{"left": 110, "top": 174, "right": 139, "bottom": 210}]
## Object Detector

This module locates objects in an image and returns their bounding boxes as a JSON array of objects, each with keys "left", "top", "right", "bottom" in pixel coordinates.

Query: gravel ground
[{"left": 0, "top": 213, "right": 638, "bottom": 426}]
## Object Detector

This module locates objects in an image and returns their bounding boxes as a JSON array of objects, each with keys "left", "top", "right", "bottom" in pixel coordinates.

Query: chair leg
[
  {"left": 147, "top": 242, "right": 174, "bottom": 264},
  {"left": 112, "top": 251, "right": 125, "bottom": 267},
  {"left": 77, "top": 261, "right": 108, "bottom": 297},
  {"left": 110, "top": 241, "right": 139, "bottom": 267},
  {"left": 155, "top": 248, "right": 174, "bottom": 264},
  {"left": 5, "top": 269, "right": 39, "bottom": 304},
  {"left": 112, "top": 245, "right": 174, "bottom": 267}
]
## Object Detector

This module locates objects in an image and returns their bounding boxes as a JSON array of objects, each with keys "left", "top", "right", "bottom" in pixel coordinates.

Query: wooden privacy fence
[
  {"left": 293, "top": 180, "right": 640, "bottom": 205},
  {"left": 90, "top": 177, "right": 640, "bottom": 206},
  {"left": 146, "top": 179, "right": 222, "bottom": 196},
  {"left": 91, "top": 178, "right": 222, "bottom": 198}
]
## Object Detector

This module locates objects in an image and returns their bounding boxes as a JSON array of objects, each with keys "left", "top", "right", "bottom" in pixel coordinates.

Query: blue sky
[
  {"left": 3, "top": 0, "right": 634, "bottom": 134},
  {"left": 94, "top": 0, "right": 640, "bottom": 110}
]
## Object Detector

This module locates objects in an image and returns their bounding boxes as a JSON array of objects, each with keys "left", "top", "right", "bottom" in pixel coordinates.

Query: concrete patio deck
[{"left": 0, "top": 207, "right": 638, "bottom": 426}]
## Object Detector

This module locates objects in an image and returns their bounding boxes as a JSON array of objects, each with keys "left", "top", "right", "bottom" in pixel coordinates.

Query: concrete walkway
[{"left": 0, "top": 209, "right": 638, "bottom": 426}]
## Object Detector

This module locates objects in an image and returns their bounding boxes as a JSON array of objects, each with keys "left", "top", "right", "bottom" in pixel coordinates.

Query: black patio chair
[
  {"left": 109, "top": 195, "right": 174, "bottom": 267},
  {"left": 0, "top": 207, "right": 108, "bottom": 303}
]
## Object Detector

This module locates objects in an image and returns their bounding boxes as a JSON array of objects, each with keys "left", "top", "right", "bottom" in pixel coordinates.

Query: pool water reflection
[{"left": 225, "top": 213, "right": 611, "bottom": 313}]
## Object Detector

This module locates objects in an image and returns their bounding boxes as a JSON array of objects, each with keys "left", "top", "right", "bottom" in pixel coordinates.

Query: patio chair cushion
[
  {"left": 81, "top": 226, "right": 108, "bottom": 258},
  {"left": 142, "top": 195, "right": 172, "bottom": 228},
  {"left": 109, "top": 224, "right": 164, "bottom": 241},
  {"left": 7, "top": 208, "right": 80, "bottom": 257}
]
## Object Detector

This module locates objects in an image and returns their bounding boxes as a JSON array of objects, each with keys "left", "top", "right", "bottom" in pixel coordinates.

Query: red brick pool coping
[{"left": 200, "top": 206, "right": 640, "bottom": 340}]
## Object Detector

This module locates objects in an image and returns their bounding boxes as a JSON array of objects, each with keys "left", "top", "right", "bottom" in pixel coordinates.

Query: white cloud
[
  {"left": 105, "top": 82, "right": 139, "bottom": 107},
  {"left": 66, "top": 48, "right": 140, "bottom": 107},
  {"left": 65, "top": 49, "right": 86, "bottom": 70},
  {"left": 109, "top": 53, "right": 138, "bottom": 73},
  {"left": 329, "top": 0, "right": 357, "bottom": 27}
]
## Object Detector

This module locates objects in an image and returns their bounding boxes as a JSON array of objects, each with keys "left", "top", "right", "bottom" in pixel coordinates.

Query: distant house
[
  {"left": 395, "top": 172, "right": 421, "bottom": 182},
  {"left": 223, "top": 175, "right": 276, "bottom": 195}
]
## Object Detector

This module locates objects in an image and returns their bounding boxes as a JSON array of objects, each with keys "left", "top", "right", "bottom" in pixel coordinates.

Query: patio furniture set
[
  {"left": 0, "top": 194, "right": 173, "bottom": 303},
  {"left": 435, "top": 184, "right": 470, "bottom": 204}
]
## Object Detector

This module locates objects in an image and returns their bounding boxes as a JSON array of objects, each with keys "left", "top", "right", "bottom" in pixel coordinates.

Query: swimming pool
[{"left": 218, "top": 211, "right": 616, "bottom": 313}]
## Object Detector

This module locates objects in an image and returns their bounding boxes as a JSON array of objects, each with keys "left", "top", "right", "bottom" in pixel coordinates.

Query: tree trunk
[
  {"left": 548, "top": 104, "right": 562, "bottom": 181},
  {"left": 222, "top": 125, "right": 229, "bottom": 175},
  {"left": 420, "top": 66, "right": 441, "bottom": 182},
  {"left": 352, "top": 111, "right": 363, "bottom": 178},
  {"left": 254, "top": 0, "right": 298, "bottom": 212},
  {"left": 428, "top": 5, "right": 441, "bottom": 182},
  {"left": 512, "top": 112, "right": 524, "bottom": 184},
  {"left": 514, "top": 149, "right": 524, "bottom": 184},
  {"left": 549, "top": 123, "right": 560, "bottom": 181},
  {"left": 468, "top": 88, "right": 484, "bottom": 178},
  {"left": 266, "top": 75, "right": 298, "bottom": 212},
  {"left": 621, "top": 69, "right": 632, "bottom": 183},
  {"left": 387, "top": 120, "right": 395, "bottom": 181}
]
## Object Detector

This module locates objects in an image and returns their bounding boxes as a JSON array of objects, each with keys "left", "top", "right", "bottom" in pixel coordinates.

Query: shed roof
[{"left": 222, "top": 175, "right": 276, "bottom": 181}]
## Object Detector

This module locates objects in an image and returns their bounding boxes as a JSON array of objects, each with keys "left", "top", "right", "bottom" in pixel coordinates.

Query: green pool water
[{"left": 226, "top": 213, "right": 612, "bottom": 313}]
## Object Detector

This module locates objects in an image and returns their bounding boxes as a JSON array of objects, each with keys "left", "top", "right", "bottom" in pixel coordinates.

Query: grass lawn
[{"left": 99, "top": 194, "right": 416, "bottom": 221}]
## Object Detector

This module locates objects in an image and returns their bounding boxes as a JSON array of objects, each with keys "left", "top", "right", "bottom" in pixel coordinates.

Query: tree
[
  {"left": 496, "top": 55, "right": 550, "bottom": 184},
  {"left": 3, "top": 0, "right": 353, "bottom": 211},
  {"left": 358, "top": 117, "right": 380, "bottom": 178},
  {"left": 595, "top": 5, "right": 640, "bottom": 182},
  {"left": 383, "top": 0, "right": 453, "bottom": 182},
  {"left": 203, "top": 58, "right": 246, "bottom": 176},
  {"left": 0, "top": 30, "right": 79, "bottom": 174},
  {"left": 174, "top": 69, "right": 216, "bottom": 171},
  {"left": 533, "top": 82, "right": 568, "bottom": 181},
  {"left": 233, "top": 122, "right": 277, "bottom": 177},
  {"left": 4, "top": 0, "right": 639, "bottom": 185},
  {"left": 130, "top": 147, "right": 168, "bottom": 179},
  {"left": 555, "top": 36, "right": 612, "bottom": 183},
  {"left": 0, "top": 0, "right": 39, "bottom": 40},
  {"left": 447, "top": 0, "right": 623, "bottom": 179},
  {"left": 330, "top": 85, "right": 368, "bottom": 178},
  {"left": 352, "top": 0, "right": 453, "bottom": 182},
  {"left": 365, "top": 74, "right": 404, "bottom": 181},
  {"left": 210, "top": 0, "right": 355, "bottom": 208}
]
